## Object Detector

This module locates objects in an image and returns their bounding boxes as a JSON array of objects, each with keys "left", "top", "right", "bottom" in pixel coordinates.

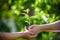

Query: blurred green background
[{"left": 0, "top": 0, "right": 60, "bottom": 40}]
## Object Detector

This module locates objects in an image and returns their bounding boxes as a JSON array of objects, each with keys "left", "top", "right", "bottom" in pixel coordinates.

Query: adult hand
[{"left": 28, "top": 25, "right": 41, "bottom": 34}]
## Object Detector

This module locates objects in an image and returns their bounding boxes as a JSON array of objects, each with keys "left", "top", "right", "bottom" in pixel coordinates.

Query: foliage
[{"left": 0, "top": 0, "right": 60, "bottom": 40}]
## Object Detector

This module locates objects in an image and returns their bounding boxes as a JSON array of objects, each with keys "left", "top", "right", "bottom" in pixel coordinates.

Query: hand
[
  {"left": 22, "top": 29, "right": 38, "bottom": 39},
  {"left": 28, "top": 25, "right": 41, "bottom": 34}
]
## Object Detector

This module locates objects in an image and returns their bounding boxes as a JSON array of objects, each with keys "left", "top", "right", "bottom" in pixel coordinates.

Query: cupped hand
[{"left": 23, "top": 29, "right": 38, "bottom": 38}]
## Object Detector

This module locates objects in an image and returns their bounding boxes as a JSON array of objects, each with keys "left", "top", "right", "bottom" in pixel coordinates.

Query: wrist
[
  {"left": 35, "top": 25, "right": 43, "bottom": 33},
  {"left": 19, "top": 32, "right": 27, "bottom": 38},
  {"left": 17, "top": 32, "right": 25, "bottom": 38},
  {"left": 38, "top": 25, "right": 44, "bottom": 32}
]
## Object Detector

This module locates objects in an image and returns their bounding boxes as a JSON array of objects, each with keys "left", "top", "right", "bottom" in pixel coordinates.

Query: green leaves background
[{"left": 0, "top": 0, "right": 60, "bottom": 40}]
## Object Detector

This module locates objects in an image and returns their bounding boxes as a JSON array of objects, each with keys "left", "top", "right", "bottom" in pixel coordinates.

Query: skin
[
  {"left": 0, "top": 32, "right": 24, "bottom": 40},
  {"left": 0, "top": 31, "right": 37, "bottom": 40},
  {"left": 1, "top": 20, "right": 60, "bottom": 40},
  {"left": 28, "top": 20, "right": 60, "bottom": 34}
]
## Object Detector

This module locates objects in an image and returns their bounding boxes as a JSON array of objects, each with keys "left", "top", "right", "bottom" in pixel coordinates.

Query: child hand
[{"left": 22, "top": 29, "right": 38, "bottom": 39}]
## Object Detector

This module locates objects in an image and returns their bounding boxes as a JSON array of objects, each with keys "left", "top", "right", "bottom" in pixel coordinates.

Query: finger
[
  {"left": 28, "top": 31, "right": 38, "bottom": 37},
  {"left": 33, "top": 34, "right": 38, "bottom": 37},
  {"left": 29, "top": 29, "right": 38, "bottom": 35},
  {"left": 28, "top": 25, "right": 34, "bottom": 30},
  {"left": 28, "top": 31, "right": 35, "bottom": 35},
  {"left": 29, "top": 29, "right": 33, "bottom": 32},
  {"left": 29, "top": 33, "right": 38, "bottom": 38}
]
